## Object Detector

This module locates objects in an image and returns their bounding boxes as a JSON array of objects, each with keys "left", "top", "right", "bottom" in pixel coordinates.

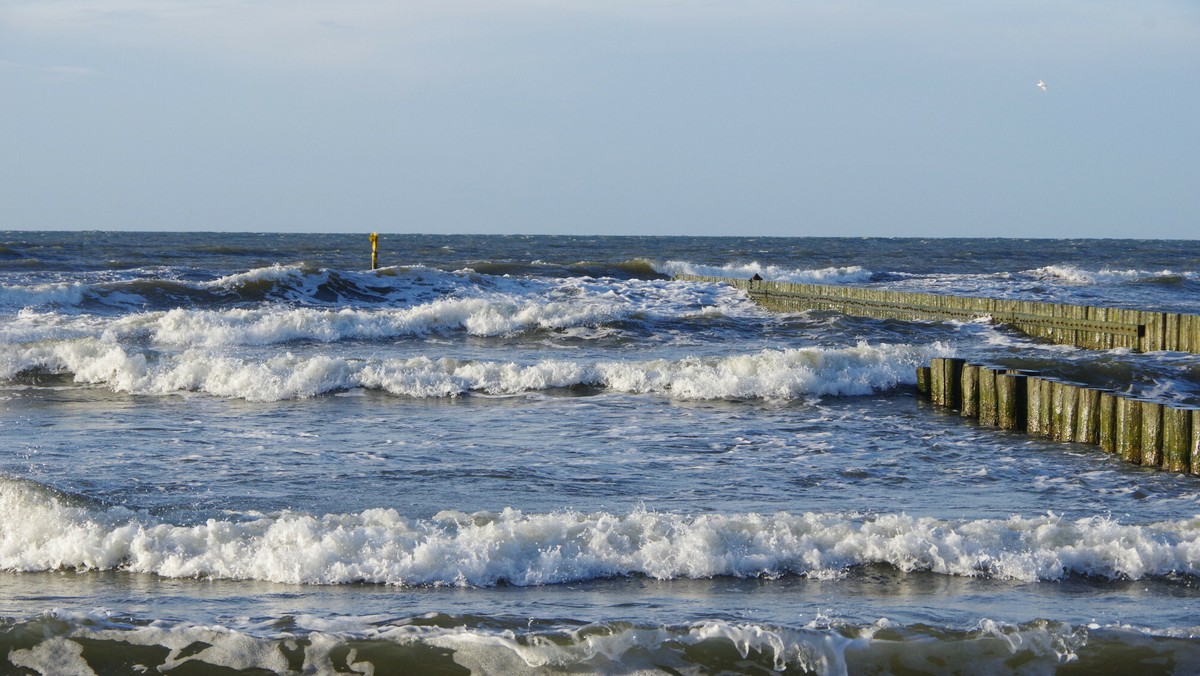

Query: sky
[{"left": 1, "top": 1, "right": 1198, "bottom": 238}]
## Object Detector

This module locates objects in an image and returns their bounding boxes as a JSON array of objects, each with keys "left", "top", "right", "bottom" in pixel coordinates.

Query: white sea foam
[
  {"left": 1028, "top": 265, "right": 1192, "bottom": 286},
  {"left": 0, "top": 309, "right": 103, "bottom": 345},
  {"left": 656, "top": 260, "right": 874, "bottom": 285},
  {"left": 0, "top": 264, "right": 497, "bottom": 315},
  {"left": 0, "top": 281, "right": 90, "bottom": 309},
  {"left": 199, "top": 263, "right": 312, "bottom": 291},
  {"left": 3, "top": 611, "right": 1128, "bottom": 676},
  {"left": 198, "top": 264, "right": 495, "bottom": 308},
  {"left": 1, "top": 275, "right": 759, "bottom": 347},
  {"left": 4, "top": 480, "right": 1199, "bottom": 585},
  {"left": 0, "top": 340, "right": 944, "bottom": 401},
  {"left": 128, "top": 299, "right": 630, "bottom": 346},
  {"left": 415, "top": 620, "right": 843, "bottom": 674}
]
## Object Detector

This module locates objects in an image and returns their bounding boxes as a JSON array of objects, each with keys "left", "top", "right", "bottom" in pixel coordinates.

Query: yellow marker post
[{"left": 370, "top": 232, "right": 379, "bottom": 270}]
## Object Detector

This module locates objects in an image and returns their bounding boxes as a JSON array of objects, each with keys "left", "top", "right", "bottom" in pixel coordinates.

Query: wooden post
[
  {"left": 1098, "top": 392, "right": 1118, "bottom": 453},
  {"left": 916, "top": 366, "right": 931, "bottom": 396},
  {"left": 930, "top": 358, "right": 945, "bottom": 406},
  {"left": 960, "top": 364, "right": 979, "bottom": 417},
  {"left": 1050, "top": 383, "right": 1066, "bottom": 442},
  {"left": 1162, "top": 407, "right": 1191, "bottom": 473},
  {"left": 1140, "top": 401, "right": 1164, "bottom": 468},
  {"left": 996, "top": 373, "right": 1026, "bottom": 431},
  {"left": 370, "top": 232, "right": 379, "bottom": 270},
  {"left": 1117, "top": 396, "right": 1142, "bottom": 464},
  {"left": 1145, "top": 311, "right": 1166, "bottom": 353},
  {"left": 1058, "top": 384, "right": 1079, "bottom": 443},
  {"left": 1192, "top": 410, "right": 1200, "bottom": 475},
  {"left": 978, "top": 367, "right": 999, "bottom": 426},
  {"left": 1034, "top": 379, "right": 1052, "bottom": 438},
  {"left": 1026, "top": 376, "right": 1043, "bottom": 435},
  {"left": 1076, "top": 387, "right": 1101, "bottom": 445},
  {"left": 943, "top": 359, "right": 965, "bottom": 410},
  {"left": 1065, "top": 386, "right": 1084, "bottom": 444}
]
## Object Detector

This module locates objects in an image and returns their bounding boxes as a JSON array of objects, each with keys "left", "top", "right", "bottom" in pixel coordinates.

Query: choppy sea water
[{"left": 2, "top": 232, "right": 1200, "bottom": 674}]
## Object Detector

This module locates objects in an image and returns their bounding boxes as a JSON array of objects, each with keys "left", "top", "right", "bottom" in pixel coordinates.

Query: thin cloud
[
  {"left": 3, "top": 0, "right": 1195, "bottom": 75},
  {"left": 1, "top": 1, "right": 520, "bottom": 71},
  {"left": 0, "top": 59, "right": 96, "bottom": 78}
]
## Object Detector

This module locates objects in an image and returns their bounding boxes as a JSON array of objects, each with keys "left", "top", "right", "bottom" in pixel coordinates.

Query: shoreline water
[{"left": 2, "top": 233, "right": 1199, "bottom": 673}]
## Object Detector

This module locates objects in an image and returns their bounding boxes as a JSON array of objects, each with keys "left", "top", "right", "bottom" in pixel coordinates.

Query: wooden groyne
[
  {"left": 919, "top": 359, "right": 1200, "bottom": 474},
  {"left": 677, "top": 274, "right": 1199, "bottom": 473},
  {"left": 675, "top": 275, "right": 1200, "bottom": 353}
]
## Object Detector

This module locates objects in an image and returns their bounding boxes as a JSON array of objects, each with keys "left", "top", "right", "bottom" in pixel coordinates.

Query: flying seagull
[{"left": 1037, "top": 79, "right": 1047, "bottom": 91}]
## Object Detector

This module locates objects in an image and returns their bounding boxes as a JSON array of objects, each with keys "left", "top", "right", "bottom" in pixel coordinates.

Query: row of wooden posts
[
  {"left": 918, "top": 358, "right": 1200, "bottom": 474},
  {"left": 673, "top": 275, "right": 1200, "bottom": 474},
  {"left": 674, "top": 275, "right": 1200, "bottom": 354}
]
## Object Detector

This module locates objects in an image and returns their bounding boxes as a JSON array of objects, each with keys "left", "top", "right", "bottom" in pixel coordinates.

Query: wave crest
[
  {"left": 656, "top": 261, "right": 874, "bottom": 285},
  {"left": 0, "top": 612, "right": 1128, "bottom": 676},
  {"left": 1027, "top": 265, "right": 1194, "bottom": 286},
  {"left": 4, "top": 479, "right": 1198, "bottom": 585},
  {"left": 0, "top": 341, "right": 942, "bottom": 401}
]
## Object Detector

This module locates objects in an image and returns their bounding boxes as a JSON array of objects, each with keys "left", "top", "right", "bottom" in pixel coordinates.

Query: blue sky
[{"left": 2, "top": 1, "right": 1197, "bottom": 237}]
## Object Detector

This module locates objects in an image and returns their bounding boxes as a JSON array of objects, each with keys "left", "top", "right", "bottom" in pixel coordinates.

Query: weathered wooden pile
[
  {"left": 674, "top": 275, "right": 1200, "bottom": 353},
  {"left": 918, "top": 359, "right": 1200, "bottom": 474}
]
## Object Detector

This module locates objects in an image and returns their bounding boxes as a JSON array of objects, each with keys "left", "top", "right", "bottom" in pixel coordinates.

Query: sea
[{"left": 2, "top": 232, "right": 1200, "bottom": 675}]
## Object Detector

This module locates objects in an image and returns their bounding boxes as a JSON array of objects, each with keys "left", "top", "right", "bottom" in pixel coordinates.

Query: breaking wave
[
  {"left": 654, "top": 260, "right": 875, "bottom": 285},
  {"left": 0, "top": 262, "right": 717, "bottom": 315},
  {"left": 7, "top": 611, "right": 1183, "bottom": 676},
  {"left": 4, "top": 477, "right": 1200, "bottom": 586},
  {"left": 1027, "top": 265, "right": 1196, "bottom": 287},
  {"left": 13, "top": 611, "right": 1193, "bottom": 676},
  {"left": 0, "top": 265, "right": 511, "bottom": 313},
  {"left": 0, "top": 341, "right": 942, "bottom": 401}
]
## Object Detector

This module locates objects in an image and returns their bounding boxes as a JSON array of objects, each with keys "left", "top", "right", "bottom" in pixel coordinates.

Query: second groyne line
[
  {"left": 676, "top": 274, "right": 1200, "bottom": 473},
  {"left": 674, "top": 275, "right": 1200, "bottom": 354},
  {"left": 919, "top": 359, "right": 1200, "bottom": 475}
]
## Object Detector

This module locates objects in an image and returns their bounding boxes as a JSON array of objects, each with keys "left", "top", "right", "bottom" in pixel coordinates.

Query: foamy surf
[
  {"left": 655, "top": 260, "right": 874, "bottom": 285},
  {"left": 0, "top": 274, "right": 758, "bottom": 346},
  {"left": 123, "top": 299, "right": 631, "bottom": 345},
  {"left": 1026, "top": 265, "right": 1194, "bottom": 285},
  {"left": 0, "top": 341, "right": 946, "bottom": 401},
  {"left": 9, "top": 234, "right": 1200, "bottom": 675},
  {"left": 0, "top": 263, "right": 751, "bottom": 315},
  {"left": 0, "top": 264, "right": 487, "bottom": 313},
  {"left": 0, "top": 280, "right": 91, "bottom": 309},
  {"left": 4, "top": 478, "right": 1199, "bottom": 586},
  {"left": 9, "top": 612, "right": 1185, "bottom": 676}
]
